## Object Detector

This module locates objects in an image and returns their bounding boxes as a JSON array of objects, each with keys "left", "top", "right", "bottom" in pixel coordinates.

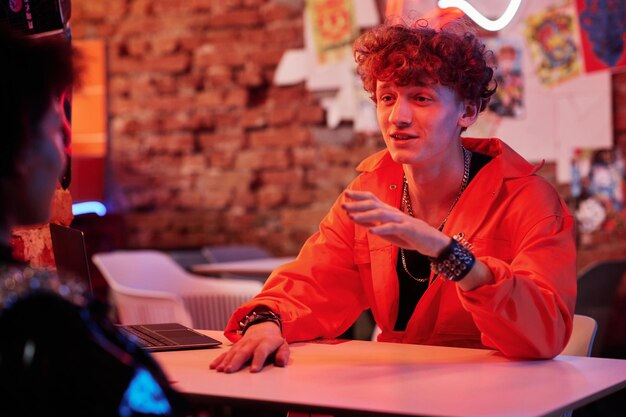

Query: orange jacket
[{"left": 225, "top": 138, "right": 576, "bottom": 359}]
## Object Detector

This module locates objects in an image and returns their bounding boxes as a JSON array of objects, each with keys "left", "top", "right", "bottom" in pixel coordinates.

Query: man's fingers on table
[
  {"left": 274, "top": 341, "right": 290, "bottom": 367},
  {"left": 250, "top": 341, "right": 277, "bottom": 372},
  {"left": 210, "top": 331, "right": 288, "bottom": 373},
  {"left": 224, "top": 346, "right": 255, "bottom": 373},
  {"left": 214, "top": 341, "right": 253, "bottom": 372},
  {"left": 213, "top": 351, "right": 236, "bottom": 372},
  {"left": 209, "top": 351, "right": 228, "bottom": 369}
]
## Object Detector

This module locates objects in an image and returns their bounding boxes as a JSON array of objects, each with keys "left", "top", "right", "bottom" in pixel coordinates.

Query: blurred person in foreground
[
  {"left": 211, "top": 14, "right": 576, "bottom": 373},
  {"left": 0, "top": 26, "right": 187, "bottom": 417},
  {"left": 0, "top": 25, "right": 77, "bottom": 296}
]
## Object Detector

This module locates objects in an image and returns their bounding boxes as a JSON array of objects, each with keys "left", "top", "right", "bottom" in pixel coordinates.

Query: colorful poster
[
  {"left": 576, "top": 0, "right": 626, "bottom": 73},
  {"left": 307, "top": 0, "right": 359, "bottom": 65},
  {"left": 486, "top": 38, "right": 525, "bottom": 118},
  {"left": 525, "top": 3, "right": 582, "bottom": 86}
]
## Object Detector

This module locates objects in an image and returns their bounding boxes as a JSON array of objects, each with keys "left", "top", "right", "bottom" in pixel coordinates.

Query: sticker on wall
[
  {"left": 576, "top": 0, "right": 626, "bottom": 73},
  {"left": 525, "top": 3, "right": 582, "bottom": 86},
  {"left": 485, "top": 37, "right": 524, "bottom": 118}
]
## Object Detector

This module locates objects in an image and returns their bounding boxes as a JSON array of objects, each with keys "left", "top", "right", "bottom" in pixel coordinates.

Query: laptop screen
[{"left": 49, "top": 223, "right": 94, "bottom": 295}]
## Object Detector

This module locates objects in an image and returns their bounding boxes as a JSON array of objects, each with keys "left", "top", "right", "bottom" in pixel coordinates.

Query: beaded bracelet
[{"left": 430, "top": 238, "right": 475, "bottom": 282}]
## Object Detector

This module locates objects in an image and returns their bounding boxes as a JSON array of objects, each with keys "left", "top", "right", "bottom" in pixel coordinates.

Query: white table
[
  {"left": 154, "top": 331, "right": 626, "bottom": 417},
  {"left": 191, "top": 257, "right": 296, "bottom": 276}
]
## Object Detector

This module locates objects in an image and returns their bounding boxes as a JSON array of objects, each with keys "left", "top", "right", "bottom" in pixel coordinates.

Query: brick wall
[
  {"left": 11, "top": 188, "right": 73, "bottom": 267},
  {"left": 71, "top": 0, "right": 383, "bottom": 255}
]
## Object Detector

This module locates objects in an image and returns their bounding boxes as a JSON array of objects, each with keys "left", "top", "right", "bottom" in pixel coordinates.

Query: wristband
[
  {"left": 430, "top": 237, "right": 475, "bottom": 282},
  {"left": 237, "top": 310, "right": 282, "bottom": 336}
]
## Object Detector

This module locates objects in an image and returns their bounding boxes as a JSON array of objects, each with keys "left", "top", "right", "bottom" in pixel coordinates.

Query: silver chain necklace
[{"left": 400, "top": 146, "right": 471, "bottom": 283}]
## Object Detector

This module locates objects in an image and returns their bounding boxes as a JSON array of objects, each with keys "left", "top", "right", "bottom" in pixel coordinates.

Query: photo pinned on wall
[
  {"left": 485, "top": 38, "right": 525, "bottom": 118},
  {"left": 525, "top": 2, "right": 583, "bottom": 86},
  {"left": 576, "top": 0, "right": 626, "bottom": 73},
  {"left": 572, "top": 148, "right": 625, "bottom": 234}
]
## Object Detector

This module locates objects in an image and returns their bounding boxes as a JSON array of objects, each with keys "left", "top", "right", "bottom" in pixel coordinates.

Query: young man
[{"left": 211, "top": 21, "right": 576, "bottom": 374}]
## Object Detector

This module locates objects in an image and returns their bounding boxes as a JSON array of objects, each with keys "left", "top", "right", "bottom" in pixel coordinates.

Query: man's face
[
  {"left": 13, "top": 98, "right": 66, "bottom": 226},
  {"left": 375, "top": 81, "right": 470, "bottom": 166}
]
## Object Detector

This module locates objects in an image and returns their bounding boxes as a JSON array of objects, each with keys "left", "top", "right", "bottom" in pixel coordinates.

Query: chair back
[
  {"left": 109, "top": 288, "right": 194, "bottom": 327},
  {"left": 561, "top": 314, "right": 598, "bottom": 357},
  {"left": 93, "top": 252, "right": 194, "bottom": 326},
  {"left": 576, "top": 259, "right": 626, "bottom": 356},
  {"left": 93, "top": 250, "right": 262, "bottom": 330},
  {"left": 557, "top": 314, "right": 598, "bottom": 417}
]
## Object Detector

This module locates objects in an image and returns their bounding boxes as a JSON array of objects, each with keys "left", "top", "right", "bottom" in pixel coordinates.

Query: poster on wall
[
  {"left": 486, "top": 38, "right": 525, "bottom": 118},
  {"left": 274, "top": 0, "right": 380, "bottom": 132},
  {"left": 525, "top": 2, "right": 583, "bottom": 86},
  {"left": 576, "top": 0, "right": 626, "bottom": 73},
  {"left": 307, "top": 0, "right": 360, "bottom": 65}
]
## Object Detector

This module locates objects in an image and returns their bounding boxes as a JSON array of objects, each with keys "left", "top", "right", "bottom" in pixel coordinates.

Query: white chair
[
  {"left": 558, "top": 314, "right": 598, "bottom": 417},
  {"left": 92, "top": 250, "right": 263, "bottom": 330},
  {"left": 561, "top": 314, "right": 598, "bottom": 357},
  {"left": 371, "top": 324, "right": 382, "bottom": 341}
]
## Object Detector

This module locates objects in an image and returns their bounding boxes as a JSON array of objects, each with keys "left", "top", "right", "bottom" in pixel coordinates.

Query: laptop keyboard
[{"left": 121, "top": 325, "right": 178, "bottom": 347}]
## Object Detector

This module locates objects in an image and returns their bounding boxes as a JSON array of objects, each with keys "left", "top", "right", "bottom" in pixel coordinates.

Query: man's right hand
[{"left": 209, "top": 322, "right": 289, "bottom": 373}]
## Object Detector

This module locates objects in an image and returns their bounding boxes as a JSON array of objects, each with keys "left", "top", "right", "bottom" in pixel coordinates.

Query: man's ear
[{"left": 458, "top": 100, "right": 480, "bottom": 128}]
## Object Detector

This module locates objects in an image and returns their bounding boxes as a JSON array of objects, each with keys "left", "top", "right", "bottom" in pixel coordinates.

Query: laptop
[{"left": 49, "top": 223, "right": 222, "bottom": 352}]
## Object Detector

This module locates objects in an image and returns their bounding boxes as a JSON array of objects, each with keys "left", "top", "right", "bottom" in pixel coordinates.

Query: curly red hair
[{"left": 353, "top": 24, "right": 496, "bottom": 112}]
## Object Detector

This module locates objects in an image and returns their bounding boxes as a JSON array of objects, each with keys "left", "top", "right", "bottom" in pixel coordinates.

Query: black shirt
[{"left": 394, "top": 151, "right": 492, "bottom": 331}]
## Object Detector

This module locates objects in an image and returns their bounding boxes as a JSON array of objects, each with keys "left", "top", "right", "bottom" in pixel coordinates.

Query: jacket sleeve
[
  {"left": 224, "top": 188, "right": 369, "bottom": 343},
  {"left": 457, "top": 184, "right": 576, "bottom": 359}
]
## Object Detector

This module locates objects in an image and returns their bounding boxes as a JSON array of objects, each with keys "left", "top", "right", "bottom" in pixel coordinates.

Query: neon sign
[{"left": 437, "top": 0, "right": 522, "bottom": 31}]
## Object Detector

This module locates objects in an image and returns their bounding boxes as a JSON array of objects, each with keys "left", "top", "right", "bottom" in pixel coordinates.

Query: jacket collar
[{"left": 356, "top": 137, "right": 543, "bottom": 179}]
